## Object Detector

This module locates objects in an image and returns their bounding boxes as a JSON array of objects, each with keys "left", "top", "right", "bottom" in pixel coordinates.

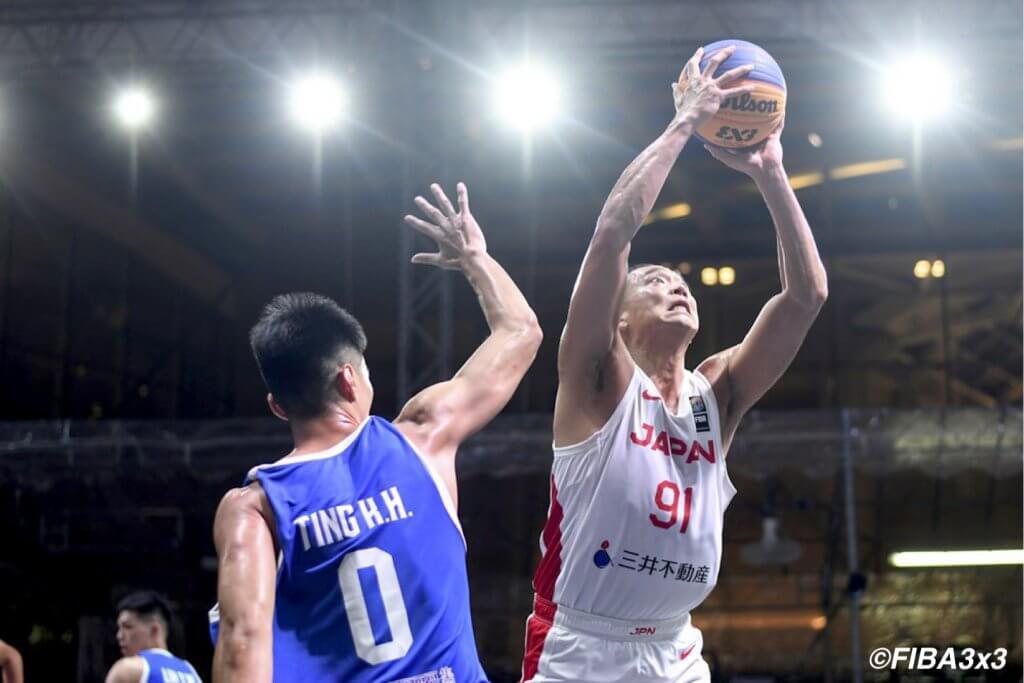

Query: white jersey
[{"left": 533, "top": 364, "right": 736, "bottom": 622}]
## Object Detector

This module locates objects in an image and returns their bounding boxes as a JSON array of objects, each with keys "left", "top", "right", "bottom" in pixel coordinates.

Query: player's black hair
[
  {"left": 249, "top": 292, "right": 368, "bottom": 419},
  {"left": 116, "top": 591, "right": 173, "bottom": 630}
]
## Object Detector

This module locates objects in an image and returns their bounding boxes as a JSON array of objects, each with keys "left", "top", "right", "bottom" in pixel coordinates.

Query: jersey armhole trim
[
  {"left": 397, "top": 432, "right": 467, "bottom": 549},
  {"left": 692, "top": 369, "right": 738, "bottom": 501},
  {"left": 138, "top": 656, "right": 149, "bottom": 683},
  {"left": 553, "top": 365, "right": 641, "bottom": 458}
]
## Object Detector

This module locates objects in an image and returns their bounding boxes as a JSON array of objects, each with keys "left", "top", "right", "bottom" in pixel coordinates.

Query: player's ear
[
  {"left": 337, "top": 365, "right": 359, "bottom": 403},
  {"left": 267, "top": 394, "right": 288, "bottom": 421}
]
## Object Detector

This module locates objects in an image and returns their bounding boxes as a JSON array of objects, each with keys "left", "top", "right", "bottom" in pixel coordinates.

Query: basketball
[{"left": 680, "top": 39, "right": 786, "bottom": 148}]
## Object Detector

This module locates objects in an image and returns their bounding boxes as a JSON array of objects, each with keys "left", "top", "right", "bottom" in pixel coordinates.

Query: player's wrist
[
  {"left": 752, "top": 162, "right": 787, "bottom": 187},
  {"left": 670, "top": 111, "right": 699, "bottom": 135},
  {"left": 456, "top": 247, "right": 489, "bottom": 270}
]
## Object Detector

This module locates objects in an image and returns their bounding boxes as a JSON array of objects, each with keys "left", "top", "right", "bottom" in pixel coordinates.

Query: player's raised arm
[
  {"left": 555, "top": 46, "right": 754, "bottom": 443},
  {"left": 394, "top": 182, "right": 542, "bottom": 461},
  {"left": 212, "top": 487, "right": 277, "bottom": 683},
  {"left": 697, "top": 121, "right": 828, "bottom": 443}
]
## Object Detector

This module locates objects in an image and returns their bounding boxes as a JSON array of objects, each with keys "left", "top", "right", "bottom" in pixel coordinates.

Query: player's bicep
[
  {"left": 724, "top": 293, "right": 820, "bottom": 416},
  {"left": 213, "top": 488, "right": 276, "bottom": 679},
  {"left": 395, "top": 325, "right": 540, "bottom": 453},
  {"left": 558, "top": 236, "right": 631, "bottom": 382}
]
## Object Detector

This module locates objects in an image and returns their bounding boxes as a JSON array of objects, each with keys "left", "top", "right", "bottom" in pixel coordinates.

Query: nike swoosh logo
[
  {"left": 641, "top": 390, "right": 662, "bottom": 401},
  {"left": 680, "top": 645, "right": 695, "bottom": 661}
]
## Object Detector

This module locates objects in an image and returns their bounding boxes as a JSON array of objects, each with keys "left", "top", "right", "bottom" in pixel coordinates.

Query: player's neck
[
  {"left": 287, "top": 405, "right": 365, "bottom": 457},
  {"left": 632, "top": 343, "right": 688, "bottom": 410}
]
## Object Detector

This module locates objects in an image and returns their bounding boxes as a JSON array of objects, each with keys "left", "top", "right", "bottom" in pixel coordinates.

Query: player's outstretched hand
[
  {"left": 404, "top": 182, "right": 488, "bottom": 270},
  {"left": 704, "top": 117, "right": 785, "bottom": 181},
  {"left": 673, "top": 45, "right": 755, "bottom": 126}
]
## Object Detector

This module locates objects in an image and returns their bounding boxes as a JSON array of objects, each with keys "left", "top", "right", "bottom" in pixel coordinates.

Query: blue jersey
[
  {"left": 137, "top": 648, "right": 202, "bottom": 683},
  {"left": 213, "top": 417, "right": 486, "bottom": 683}
]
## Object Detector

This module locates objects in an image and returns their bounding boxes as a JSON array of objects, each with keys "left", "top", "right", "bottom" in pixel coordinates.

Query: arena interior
[{"left": 0, "top": 1, "right": 1020, "bottom": 681}]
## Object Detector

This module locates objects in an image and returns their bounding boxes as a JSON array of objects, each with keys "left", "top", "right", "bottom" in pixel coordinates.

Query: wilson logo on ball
[{"left": 721, "top": 93, "right": 779, "bottom": 114}]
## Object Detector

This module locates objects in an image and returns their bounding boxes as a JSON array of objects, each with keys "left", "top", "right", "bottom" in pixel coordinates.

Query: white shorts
[{"left": 521, "top": 596, "right": 710, "bottom": 683}]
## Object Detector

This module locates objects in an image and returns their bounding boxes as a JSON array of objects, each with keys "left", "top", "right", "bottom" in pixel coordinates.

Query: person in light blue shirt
[
  {"left": 210, "top": 183, "right": 542, "bottom": 683},
  {"left": 106, "top": 591, "right": 202, "bottom": 683}
]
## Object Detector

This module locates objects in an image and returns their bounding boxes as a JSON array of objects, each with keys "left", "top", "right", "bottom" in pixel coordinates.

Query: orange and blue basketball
[{"left": 680, "top": 39, "right": 786, "bottom": 149}]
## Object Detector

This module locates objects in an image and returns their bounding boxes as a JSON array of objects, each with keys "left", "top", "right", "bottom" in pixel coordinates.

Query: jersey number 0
[{"left": 338, "top": 548, "right": 414, "bottom": 664}]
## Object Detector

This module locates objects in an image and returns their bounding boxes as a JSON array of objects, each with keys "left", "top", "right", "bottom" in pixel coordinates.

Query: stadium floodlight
[
  {"left": 494, "top": 63, "right": 562, "bottom": 131},
  {"left": 889, "top": 550, "right": 1024, "bottom": 568},
  {"left": 113, "top": 86, "right": 156, "bottom": 130},
  {"left": 718, "top": 266, "right": 736, "bottom": 286},
  {"left": 288, "top": 72, "right": 347, "bottom": 134},
  {"left": 881, "top": 54, "right": 953, "bottom": 123},
  {"left": 700, "top": 267, "right": 718, "bottom": 287}
]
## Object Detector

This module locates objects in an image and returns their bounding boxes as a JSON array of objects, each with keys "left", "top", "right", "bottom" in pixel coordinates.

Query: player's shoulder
[
  {"left": 214, "top": 481, "right": 272, "bottom": 530},
  {"left": 105, "top": 655, "right": 146, "bottom": 683}
]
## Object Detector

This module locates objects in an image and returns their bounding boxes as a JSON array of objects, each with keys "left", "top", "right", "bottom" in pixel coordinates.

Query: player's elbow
[
  {"left": 499, "top": 312, "right": 543, "bottom": 351},
  {"left": 803, "top": 279, "right": 828, "bottom": 310},
  {"left": 521, "top": 315, "right": 544, "bottom": 353},
  {"left": 591, "top": 216, "right": 634, "bottom": 253},
  {"left": 217, "top": 613, "right": 271, "bottom": 675}
]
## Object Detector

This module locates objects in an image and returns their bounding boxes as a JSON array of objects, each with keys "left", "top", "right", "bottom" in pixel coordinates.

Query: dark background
[{"left": 0, "top": 1, "right": 1020, "bottom": 680}]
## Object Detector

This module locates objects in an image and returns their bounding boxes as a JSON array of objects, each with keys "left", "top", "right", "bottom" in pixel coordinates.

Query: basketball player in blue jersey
[
  {"left": 105, "top": 592, "right": 202, "bottom": 683},
  {"left": 210, "top": 182, "right": 543, "bottom": 682}
]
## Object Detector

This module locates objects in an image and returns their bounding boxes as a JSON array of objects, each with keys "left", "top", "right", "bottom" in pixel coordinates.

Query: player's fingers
[
  {"left": 404, "top": 214, "right": 445, "bottom": 241},
  {"left": 414, "top": 196, "right": 447, "bottom": 225},
  {"left": 430, "top": 183, "right": 457, "bottom": 218},
  {"left": 702, "top": 45, "right": 735, "bottom": 77},
  {"left": 720, "top": 84, "right": 756, "bottom": 99},
  {"left": 456, "top": 182, "right": 470, "bottom": 215},
  {"left": 411, "top": 252, "right": 445, "bottom": 266},
  {"left": 683, "top": 48, "right": 702, "bottom": 81},
  {"left": 714, "top": 64, "right": 753, "bottom": 86}
]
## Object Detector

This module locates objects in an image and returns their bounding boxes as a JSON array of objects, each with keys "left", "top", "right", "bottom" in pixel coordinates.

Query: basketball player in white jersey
[{"left": 521, "top": 45, "right": 828, "bottom": 682}]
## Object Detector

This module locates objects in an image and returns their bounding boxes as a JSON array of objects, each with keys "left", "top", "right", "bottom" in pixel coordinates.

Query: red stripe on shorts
[{"left": 521, "top": 597, "right": 557, "bottom": 682}]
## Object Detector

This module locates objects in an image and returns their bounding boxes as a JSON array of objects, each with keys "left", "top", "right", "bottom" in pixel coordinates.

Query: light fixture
[
  {"left": 288, "top": 72, "right": 347, "bottom": 134},
  {"left": 914, "top": 259, "right": 946, "bottom": 279},
  {"left": 113, "top": 86, "right": 156, "bottom": 130},
  {"left": 890, "top": 550, "right": 1024, "bottom": 568},
  {"left": 718, "top": 266, "right": 735, "bottom": 286},
  {"left": 494, "top": 63, "right": 562, "bottom": 131},
  {"left": 881, "top": 54, "right": 954, "bottom": 123},
  {"left": 700, "top": 267, "right": 718, "bottom": 286}
]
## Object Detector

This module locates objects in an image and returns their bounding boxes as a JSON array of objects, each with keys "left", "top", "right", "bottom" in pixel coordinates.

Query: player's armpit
[{"left": 212, "top": 486, "right": 276, "bottom": 683}]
